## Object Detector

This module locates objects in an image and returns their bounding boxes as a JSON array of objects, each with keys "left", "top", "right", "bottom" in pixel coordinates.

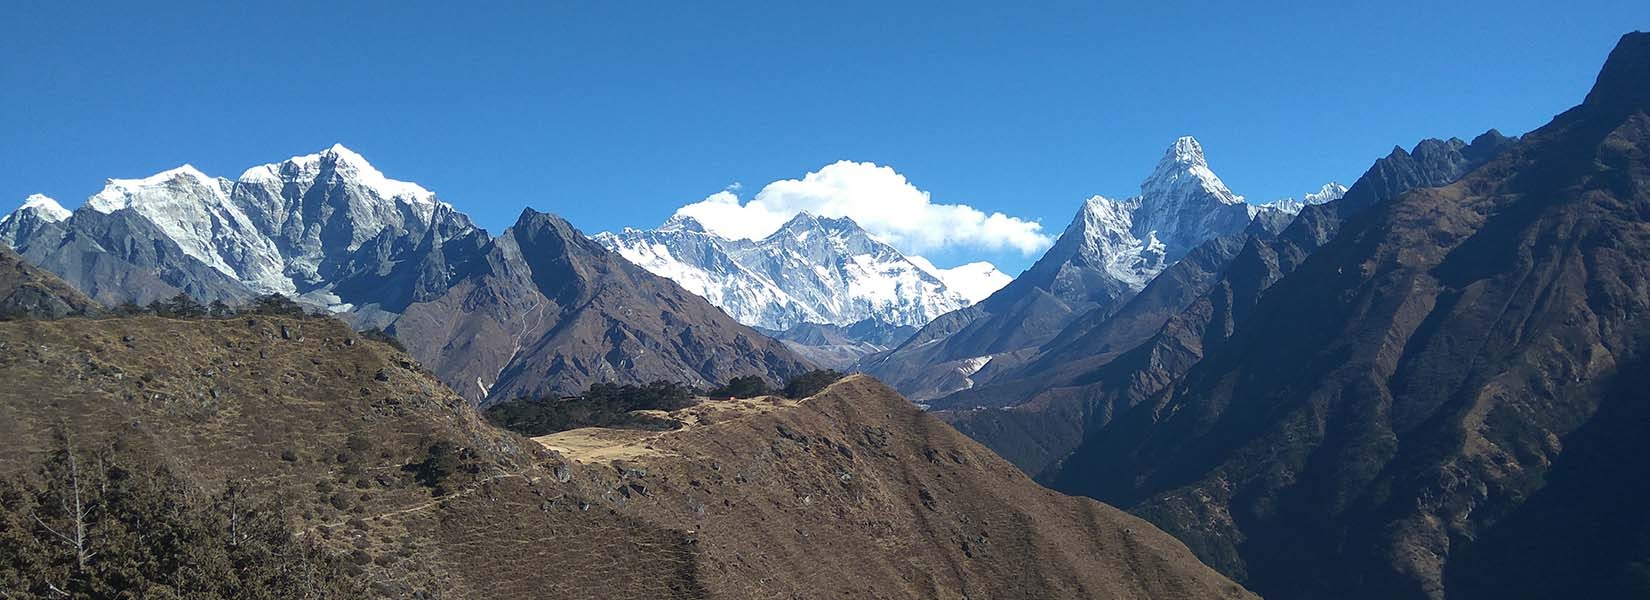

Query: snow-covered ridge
[
  {"left": 906, "top": 256, "right": 1011, "bottom": 303},
  {"left": 597, "top": 210, "right": 1009, "bottom": 330},
  {"left": 1254, "top": 181, "right": 1348, "bottom": 216},
  {"left": 87, "top": 165, "right": 222, "bottom": 214},
  {"left": 239, "top": 143, "right": 438, "bottom": 207}
]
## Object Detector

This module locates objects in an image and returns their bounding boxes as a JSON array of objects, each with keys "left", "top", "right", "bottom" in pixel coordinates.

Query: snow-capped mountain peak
[
  {"left": 0, "top": 194, "right": 74, "bottom": 246},
  {"left": 15, "top": 194, "right": 71, "bottom": 222},
  {"left": 659, "top": 213, "right": 708, "bottom": 232},
  {"left": 773, "top": 210, "right": 825, "bottom": 237},
  {"left": 1021, "top": 137, "right": 1265, "bottom": 297},
  {"left": 1141, "top": 136, "right": 1243, "bottom": 207}
]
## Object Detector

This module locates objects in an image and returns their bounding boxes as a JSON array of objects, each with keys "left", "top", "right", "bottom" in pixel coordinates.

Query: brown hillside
[{"left": 0, "top": 316, "right": 1249, "bottom": 599}]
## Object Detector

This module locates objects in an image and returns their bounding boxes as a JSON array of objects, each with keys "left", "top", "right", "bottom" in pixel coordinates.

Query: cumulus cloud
[{"left": 673, "top": 160, "right": 1052, "bottom": 255}]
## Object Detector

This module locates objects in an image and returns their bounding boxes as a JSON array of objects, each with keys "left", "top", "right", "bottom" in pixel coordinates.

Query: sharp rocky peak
[
  {"left": 1140, "top": 136, "right": 1242, "bottom": 207},
  {"left": 1582, "top": 31, "right": 1650, "bottom": 118},
  {"left": 1160, "top": 136, "right": 1209, "bottom": 169}
]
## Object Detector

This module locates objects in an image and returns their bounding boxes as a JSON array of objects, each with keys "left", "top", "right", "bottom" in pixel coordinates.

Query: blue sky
[{"left": 3, "top": 1, "right": 1644, "bottom": 273}]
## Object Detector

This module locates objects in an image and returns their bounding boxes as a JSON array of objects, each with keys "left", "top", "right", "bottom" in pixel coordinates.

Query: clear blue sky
[{"left": 3, "top": 1, "right": 1643, "bottom": 273}]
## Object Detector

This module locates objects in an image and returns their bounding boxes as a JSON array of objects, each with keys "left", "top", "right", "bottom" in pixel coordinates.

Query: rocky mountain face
[
  {"left": 934, "top": 131, "right": 1513, "bottom": 477},
  {"left": 861, "top": 137, "right": 1321, "bottom": 401},
  {"left": 1048, "top": 32, "right": 1650, "bottom": 600},
  {"left": 0, "top": 313, "right": 1256, "bottom": 598},
  {"left": 596, "top": 211, "right": 1003, "bottom": 331},
  {"left": 0, "top": 245, "right": 101, "bottom": 320},
  {"left": 390, "top": 208, "right": 812, "bottom": 404},
  {"left": 1, "top": 146, "right": 811, "bottom": 404}
]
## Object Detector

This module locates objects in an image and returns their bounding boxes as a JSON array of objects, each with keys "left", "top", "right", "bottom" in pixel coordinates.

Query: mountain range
[
  {"left": 596, "top": 211, "right": 1013, "bottom": 367},
  {"left": 0, "top": 145, "right": 811, "bottom": 403},
  {"left": 597, "top": 212, "right": 1009, "bottom": 332}
]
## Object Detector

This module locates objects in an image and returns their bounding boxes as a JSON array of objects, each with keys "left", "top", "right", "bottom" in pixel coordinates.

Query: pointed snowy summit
[{"left": 1141, "top": 136, "right": 1242, "bottom": 206}]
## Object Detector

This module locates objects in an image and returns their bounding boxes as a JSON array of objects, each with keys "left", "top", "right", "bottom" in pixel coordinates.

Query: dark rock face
[
  {"left": 0, "top": 246, "right": 101, "bottom": 320},
  {"left": 1049, "top": 31, "right": 1650, "bottom": 600},
  {"left": 390, "top": 209, "right": 813, "bottom": 405}
]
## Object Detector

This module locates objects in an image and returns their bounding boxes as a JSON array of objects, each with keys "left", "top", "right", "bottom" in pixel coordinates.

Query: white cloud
[{"left": 673, "top": 160, "right": 1052, "bottom": 255}]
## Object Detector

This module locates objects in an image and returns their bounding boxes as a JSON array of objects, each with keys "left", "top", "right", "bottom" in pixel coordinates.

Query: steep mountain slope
[
  {"left": 1051, "top": 32, "right": 1650, "bottom": 600},
  {"left": 0, "top": 245, "right": 101, "bottom": 320},
  {"left": 597, "top": 212, "right": 999, "bottom": 331},
  {"left": 936, "top": 131, "right": 1512, "bottom": 476},
  {"left": 391, "top": 209, "right": 812, "bottom": 405},
  {"left": 862, "top": 137, "right": 1312, "bottom": 400},
  {"left": 0, "top": 314, "right": 1254, "bottom": 599}
]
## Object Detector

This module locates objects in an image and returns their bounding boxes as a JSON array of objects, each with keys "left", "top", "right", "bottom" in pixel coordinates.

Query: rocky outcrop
[{"left": 0, "top": 245, "right": 100, "bottom": 320}]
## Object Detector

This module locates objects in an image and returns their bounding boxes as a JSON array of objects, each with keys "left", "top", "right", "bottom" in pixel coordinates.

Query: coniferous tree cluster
[
  {"left": 485, "top": 381, "right": 699, "bottom": 436},
  {"left": 0, "top": 436, "right": 363, "bottom": 598},
  {"left": 707, "top": 375, "right": 769, "bottom": 399},
  {"left": 781, "top": 370, "right": 845, "bottom": 399},
  {"left": 109, "top": 293, "right": 309, "bottom": 320}
]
